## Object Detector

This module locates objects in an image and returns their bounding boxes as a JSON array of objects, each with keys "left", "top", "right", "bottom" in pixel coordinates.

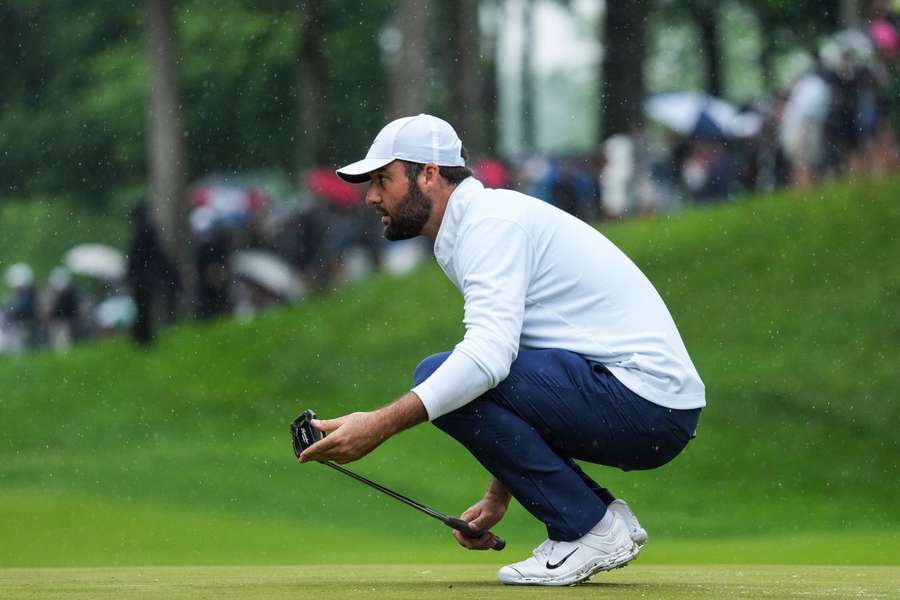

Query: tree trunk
[
  {"left": 520, "top": 0, "right": 536, "bottom": 152},
  {"left": 389, "top": 0, "right": 429, "bottom": 118},
  {"left": 482, "top": 0, "right": 500, "bottom": 156},
  {"left": 601, "top": 0, "right": 649, "bottom": 139},
  {"left": 448, "top": 0, "right": 483, "bottom": 155},
  {"left": 840, "top": 0, "right": 860, "bottom": 28},
  {"left": 146, "top": 0, "right": 192, "bottom": 300},
  {"left": 691, "top": 2, "right": 723, "bottom": 98},
  {"left": 297, "top": 1, "right": 326, "bottom": 171},
  {"left": 758, "top": 15, "right": 777, "bottom": 91}
]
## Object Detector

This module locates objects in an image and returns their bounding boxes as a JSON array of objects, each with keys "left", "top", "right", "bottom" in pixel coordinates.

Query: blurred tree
[
  {"left": 688, "top": 0, "right": 722, "bottom": 96},
  {"left": 297, "top": 0, "right": 326, "bottom": 171},
  {"left": 446, "top": 0, "right": 483, "bottom": 155},
  {"left": 520, "top": 0, "right": 537, "bottom": 152},
  {"left": 389, "top": 0, "right": 430, "bottom": 118},
  {"left": 601, "top": 0, "right": 651, "bottom": 138},
  {"left": 654, "top": 0, "right": 722, "bottom": 96},
  {"left": 0, "top": 1, "right": 146, "bottom": 203},
  {"left": 0, "top": 1, "right": 392, "bottom": 204},
  {"left": 480, "top": 0, "right": 501, "bottom": 156},
  {"left": 744, "top": 0, "right": 841, "bottom": 87},
  {"left": 147, "top": 0, "right": 191, "bottom": 292}
]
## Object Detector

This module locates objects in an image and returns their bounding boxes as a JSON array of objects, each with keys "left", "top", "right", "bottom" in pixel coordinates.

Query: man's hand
[
  {"left": 298, "top": 412, "right": 384, "bottom": 464},
  {"left": 453, "top": 493, "right": 510, "bottom": 550},
  {"left": 297, "top": 391, "right": 428, "bottom": 465}
]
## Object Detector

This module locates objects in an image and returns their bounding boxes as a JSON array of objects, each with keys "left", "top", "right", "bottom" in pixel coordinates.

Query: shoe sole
[
  {"left": 498, "top": 542, "right": 640, "bottom": 587},
  {"left": 572, "top": 540, "right": 640, "bottom": 585},
  {"left": 632, "top": 529, "right": 648, "bottom": 546}
]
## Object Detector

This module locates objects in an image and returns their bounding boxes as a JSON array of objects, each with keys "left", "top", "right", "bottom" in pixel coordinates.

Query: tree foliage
[{"left": 0, "top": 0, "right": 392, "bottom": 206}]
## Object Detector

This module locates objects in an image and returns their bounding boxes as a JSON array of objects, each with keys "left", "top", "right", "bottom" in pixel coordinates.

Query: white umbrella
[
  {"left": 65, "top": 244, "right": 126, "bottom": 280},
  {"left": 231, "top": 249, "right": 305, "bottom": 301},
  {"left": 645, "top": 92, "right": 761, "bottom": 138}
]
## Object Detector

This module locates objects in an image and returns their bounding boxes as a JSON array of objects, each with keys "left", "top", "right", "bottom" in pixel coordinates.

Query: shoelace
[{"left": 532, "top": 540, "right": 557, "bottom": 560}]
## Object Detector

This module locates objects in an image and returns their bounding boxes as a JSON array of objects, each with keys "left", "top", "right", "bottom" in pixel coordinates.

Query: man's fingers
[
  {"left": 452, "top": 529, "right": 492, "bottom": 550},
  {"left": 459, "top": 507, "right": 480, "bottom": 522},
  {"left": 298, "top": 435, "right": 338, "bottom": 463},
  {"left": 467, "top": 513, "right": 490, "bottom": 531},
  {"left": 311, "top": 417, "right": 342, "bottom": 433}
]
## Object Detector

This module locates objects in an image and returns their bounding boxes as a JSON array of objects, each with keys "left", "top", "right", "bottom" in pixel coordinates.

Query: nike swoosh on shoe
[{"left": 545, "top": 548, "right": 578, "bottom": 570}]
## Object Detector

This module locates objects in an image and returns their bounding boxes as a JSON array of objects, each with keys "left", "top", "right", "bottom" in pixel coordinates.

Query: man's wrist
[
  {"left": 374, "top": 391, "right": 428, "bottom": 439},
  {"left": 485, "top": 478, "right": 512, "bottom": 505}
]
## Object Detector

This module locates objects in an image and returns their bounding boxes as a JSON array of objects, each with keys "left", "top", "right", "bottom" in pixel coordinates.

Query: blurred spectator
[
  {"left": 870, "top": 0, "right": 900, "bottom": 62},
  {"left": 780, "top": 59, "right": 833, "bottom": 187},
  {"left": 2, "top": 263, "right": 39, "bottom": 353},
  {"left": 473, "top": 158, "right": 510, "bottom": 189},
  {"left": 43, "top": 266, "right": 82, "bottom": 351},
  {"left": 264, "top": 200, "right": 330, "bottom": 289},
  {"left": 191, "top": 206, "right": 233, "bottom": 320},
  {"left": 305, "top": 168, "right": 382, "bottom": 290},
  {"left": 602, "top": 135, "right": 636, "bottom": 219},
  {"left": 550, "top": 161, "right": 581, "bottom": 218},
  {"left": 127, "top": 201, "right": 180, "bottom": 345},
  {"left": 682, "top": 139, "right": 738, "bottom": 202}
]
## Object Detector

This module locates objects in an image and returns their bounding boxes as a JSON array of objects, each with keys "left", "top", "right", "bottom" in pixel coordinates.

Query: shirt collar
[{"left": 434, "top": 176, "right": 483, "bottom": 264}]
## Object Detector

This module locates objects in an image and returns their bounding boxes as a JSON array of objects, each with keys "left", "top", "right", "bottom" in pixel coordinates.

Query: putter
[{"left": 291, "top": 409, "right": 506, "bottom": 551}]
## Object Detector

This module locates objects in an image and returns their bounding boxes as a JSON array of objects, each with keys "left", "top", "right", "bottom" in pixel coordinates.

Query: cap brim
[{"left": 335, "top": 157, "right": 395, "bottom": 183}]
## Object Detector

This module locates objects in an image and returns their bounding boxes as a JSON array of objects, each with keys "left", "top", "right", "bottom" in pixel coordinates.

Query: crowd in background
[{"left": 4, "top": 12, "right": 900, "bottom": 355}]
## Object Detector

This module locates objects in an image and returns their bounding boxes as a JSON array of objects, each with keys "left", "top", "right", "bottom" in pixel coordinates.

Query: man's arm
[{"left": 298, "top": 391, "right": 428, "bottom": 464}]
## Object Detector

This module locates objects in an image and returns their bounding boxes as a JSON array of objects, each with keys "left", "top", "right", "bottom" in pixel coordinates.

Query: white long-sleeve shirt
[{"left": 411, "top": 177, "right": 706, "bottom": 420}]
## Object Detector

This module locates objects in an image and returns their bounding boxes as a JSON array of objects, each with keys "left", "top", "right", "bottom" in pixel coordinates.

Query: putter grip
[{"left": 446, "top": 517, "right": 506, "bottom": 551}]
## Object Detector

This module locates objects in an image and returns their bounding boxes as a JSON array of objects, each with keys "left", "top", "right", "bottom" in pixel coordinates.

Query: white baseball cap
[{"left": 336, "top": 114, "right": 465, "bottom": 183}]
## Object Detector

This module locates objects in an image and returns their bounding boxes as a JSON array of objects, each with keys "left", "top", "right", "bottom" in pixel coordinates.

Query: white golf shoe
[
  {"left": 497, "top": 510, "right": 639, "bottom": 586},
  {"left": 608, "top": 499, "right": 648, "bottom": 546}
]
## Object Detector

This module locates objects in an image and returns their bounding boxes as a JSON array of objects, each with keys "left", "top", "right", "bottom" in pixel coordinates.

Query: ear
[{"left": 421, "top": 162, "right": 440, "bottom": 189}]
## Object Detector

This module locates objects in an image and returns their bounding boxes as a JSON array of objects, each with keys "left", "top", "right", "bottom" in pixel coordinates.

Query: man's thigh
[{"left": 482, "top": 348, "right": 694, "bottom": 471}]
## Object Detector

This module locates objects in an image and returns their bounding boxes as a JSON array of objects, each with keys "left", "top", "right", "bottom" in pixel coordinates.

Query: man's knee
[{"left": 412, "top": 351, "right": 452, "bottom": 387}]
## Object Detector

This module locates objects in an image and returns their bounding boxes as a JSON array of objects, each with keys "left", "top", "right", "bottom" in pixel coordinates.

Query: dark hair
[{"left": 401, "top": 146, "right": 472, "bottom": 186}]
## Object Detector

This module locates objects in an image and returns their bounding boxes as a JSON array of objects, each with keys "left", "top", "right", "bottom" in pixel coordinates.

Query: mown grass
[
  {"left": 2, "top": 565, "right": 898, "bottom": 600},
  {"left": 1, "top": 176, "right": 898, "bottom": 568}
]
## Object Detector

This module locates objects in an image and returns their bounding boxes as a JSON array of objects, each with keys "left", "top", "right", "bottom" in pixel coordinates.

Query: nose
[{"left": 365, "top": 184, "right": 379, "bottom": 206}]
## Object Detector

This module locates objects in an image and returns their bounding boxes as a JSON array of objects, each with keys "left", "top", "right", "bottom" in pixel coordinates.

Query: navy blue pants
[{"left": 414, "top": 349, "right": 700, "bottom": 542}]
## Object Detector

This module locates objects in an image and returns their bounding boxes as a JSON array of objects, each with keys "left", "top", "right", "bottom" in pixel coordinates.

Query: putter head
[{"left": 290, "top": 409, "right": 324, "bottom": 458}]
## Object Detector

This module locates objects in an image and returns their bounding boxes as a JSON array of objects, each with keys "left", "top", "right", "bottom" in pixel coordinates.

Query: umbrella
[
  {"left": 473, "top": 159, "right": 509, "bottom": 189},
  {"left": 94, "top": 295, "right": 136, "bottom": 329},
  {"left": 231, "top": 249, "right": 305, "bottom": 301},
  {"left": 306, "top": 168, "right": 363, "bottom": 209},
  {"left": 644, "top": 92, "right": 761, "bottom": 139},
  {"left": 65, "top": 244, "right": 126, "bottom": 280}
]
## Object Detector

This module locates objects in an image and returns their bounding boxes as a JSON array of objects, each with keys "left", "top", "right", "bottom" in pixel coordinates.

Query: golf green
[{"left": 2, "top": 565, "right": 898, "bottom": 599}]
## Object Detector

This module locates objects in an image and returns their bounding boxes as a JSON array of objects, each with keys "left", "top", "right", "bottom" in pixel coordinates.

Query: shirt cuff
[{"left": 411, "top": 350, "right": 494, "bottom": 420}]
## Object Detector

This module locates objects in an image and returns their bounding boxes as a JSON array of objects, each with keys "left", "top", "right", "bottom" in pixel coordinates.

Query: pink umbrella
[
  {"left": 474, "top": 159, "right": 509, "bottom": 189},
  {"left": 307, "top": 168, "right": 364, "bottom": 209}
]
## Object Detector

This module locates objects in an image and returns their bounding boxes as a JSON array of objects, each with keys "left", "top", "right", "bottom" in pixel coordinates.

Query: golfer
[{"left": 299, "top": 114, "right": 705, "bottom": 586}]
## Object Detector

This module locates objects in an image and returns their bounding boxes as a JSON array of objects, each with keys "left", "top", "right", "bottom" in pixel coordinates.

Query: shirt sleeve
[{"left": 411, "top": 218, "right": 533, "bottom": 420}]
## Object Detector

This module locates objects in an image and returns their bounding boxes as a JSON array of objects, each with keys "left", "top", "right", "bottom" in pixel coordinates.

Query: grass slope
[
  {"left": 1, "top": 177, "right": 898, "bottom": 567},
  {"left": 0, "top": 197, "right": 125, "bottom": 276}
]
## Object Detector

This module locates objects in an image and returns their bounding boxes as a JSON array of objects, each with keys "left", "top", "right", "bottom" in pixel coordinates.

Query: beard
[{"left": 382, "top": 178, "right": 432, "bottom": 241}]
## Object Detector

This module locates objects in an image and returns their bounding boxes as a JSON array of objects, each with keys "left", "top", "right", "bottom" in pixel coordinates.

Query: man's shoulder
[{"left": 462, "top": 186, "right": 549, "bottom": 224}]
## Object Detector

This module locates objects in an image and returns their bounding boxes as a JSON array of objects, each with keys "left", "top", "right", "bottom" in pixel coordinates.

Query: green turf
[
  {"left": 1, "top": 177, "right": 899, "bottom": 568},
  {"left": 2, "top": 487, "right": 898, "bottom": 567},
  {"left": 2, "top": 565, "right": 898, "bottom": 599}
]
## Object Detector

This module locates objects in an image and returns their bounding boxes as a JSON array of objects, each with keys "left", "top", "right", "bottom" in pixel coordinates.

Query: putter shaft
[{"left": 323, "top": 461, "right": 505, "bottom": 551}]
